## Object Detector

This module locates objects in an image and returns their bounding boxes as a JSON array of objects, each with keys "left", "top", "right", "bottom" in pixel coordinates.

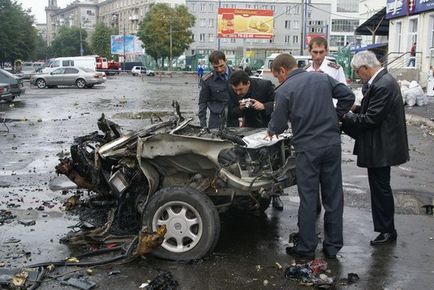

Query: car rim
[
  {"left": 77, "top": 80, "right": 85, "bottom": 88},
  {"left": 37, "top": 80, "right": 45, "bottom": 88},
  {"left": 152, "top": 201, "right": 203, "bottom": 253}
]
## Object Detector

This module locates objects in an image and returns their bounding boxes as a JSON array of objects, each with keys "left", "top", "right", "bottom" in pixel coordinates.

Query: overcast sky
[{"left": 16, "top": 0, "right": 72, "bottom": 24}]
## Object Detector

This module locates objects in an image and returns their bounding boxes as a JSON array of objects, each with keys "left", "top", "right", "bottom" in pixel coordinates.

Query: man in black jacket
[
  {"left": 227, "top": 70, "right": 284, "bottom": 210},
  {"left": 227, "top": 70, "right": 274, "bottom": 128},
  {"left": 342, "top": 51, "right": 409, "bottom": 246},
  {"left": 267, "top": 54, "right": 354, "bottom": 259}
]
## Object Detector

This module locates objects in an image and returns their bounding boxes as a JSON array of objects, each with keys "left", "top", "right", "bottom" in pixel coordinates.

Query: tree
[
  {"left": 91, "top": 22, "right": 116, "bottom": 59},
  {"left": 137, "top": 4, "right": 195, "bottom": 68},
  {"left": 0, "top": 0, "right": 38, "bottom": 65},
  {"left": 48, "top": 26, "right": 91, "bottom": 57}
]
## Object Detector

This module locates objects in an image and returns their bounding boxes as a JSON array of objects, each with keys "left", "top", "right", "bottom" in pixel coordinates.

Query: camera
[{"left": 241, "top": 98, "right": 253, "bottom": 108}]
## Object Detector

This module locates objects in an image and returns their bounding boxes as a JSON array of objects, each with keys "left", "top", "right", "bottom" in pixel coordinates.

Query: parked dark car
[
  {"left": 0, "top": 83, "right": 13, "bottom": 102},
  {"left": 0, "top": 68, "right": 25, "bottom": 99}
]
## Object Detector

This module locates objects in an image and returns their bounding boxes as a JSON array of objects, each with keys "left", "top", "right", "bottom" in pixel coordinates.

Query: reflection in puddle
[{"left": 112, "top": 111, "right": 170, "bottom": 120}]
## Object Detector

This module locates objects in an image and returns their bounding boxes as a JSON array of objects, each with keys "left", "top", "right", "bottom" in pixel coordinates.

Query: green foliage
[
  {"left": 34, "top": 34, "right": 48, "bottom": 61},
  {"left": 0, "top": 0, "right": 38, "bottom": 64},
  {"left": 48, "top": 26, "right": 91, "bottom": 57},
  {"left": 137, "top": 3, "right": 195, "bottom": 66},
  {"left": 91, "top": 22, "right": 116, "bottom": 59}
]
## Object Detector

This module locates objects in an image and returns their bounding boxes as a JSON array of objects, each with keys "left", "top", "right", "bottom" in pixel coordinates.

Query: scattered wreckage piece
[{"left": 56, "top": 101, "right": 297, "bottom": 261}]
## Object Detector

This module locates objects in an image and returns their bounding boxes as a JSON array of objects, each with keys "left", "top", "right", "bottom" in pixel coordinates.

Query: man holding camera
[
  {"left": 227, "top": 70, "right": 283, "bottom": 210},
  {"left": 227, "top": 70, "right": 275, "bottom": 128}
]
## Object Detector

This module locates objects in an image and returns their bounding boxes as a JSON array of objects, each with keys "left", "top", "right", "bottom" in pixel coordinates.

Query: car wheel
[
  {"left": 86, "top": 84, "right": 94, "bottom": 88},
  {"left": 76, "top": 78, "right": 86, "bottom": 88},
  {"left": 142, "top": 186, "right": 220, "bottom": 261},
  {"left": 36, "top": 79, "right": 46, "bottom": 89}
]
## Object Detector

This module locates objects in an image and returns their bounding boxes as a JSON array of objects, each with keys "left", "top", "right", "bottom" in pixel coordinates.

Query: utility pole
[
  {"left": 79, "top": 20, "right": 84, "bottom": 56},
  {"left": 123, "top": 22, "right": 126, "bottom": 71},
  {"left": 300, "top": 0, "right": 305, "bottom": 55},
  {"left": 217, "top": 0, "right": 221, "bottom": 50},
  {"left": 169, "top": 21, "right": 172, "bottom": 71}
]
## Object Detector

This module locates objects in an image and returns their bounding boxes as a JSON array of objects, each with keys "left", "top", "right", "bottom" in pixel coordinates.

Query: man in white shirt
[{"left": 306, "top": 37, "right": 347, "bottom": 84}]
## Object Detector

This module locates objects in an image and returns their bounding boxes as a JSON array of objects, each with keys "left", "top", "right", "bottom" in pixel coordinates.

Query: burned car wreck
[{"left": 56, "top": 102, "right": 296, "bottom": 261}]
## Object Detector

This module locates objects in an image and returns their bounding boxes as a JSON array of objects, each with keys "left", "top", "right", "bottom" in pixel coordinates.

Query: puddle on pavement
[
  {"left": 394, "top": 190, "right": 434, "bottom": 215},
  {"left": 0, "top": 101, "right": 25, "bottom": 111},
  {"left": 112, "top": 111, "right": 170, "bottom": 120}
]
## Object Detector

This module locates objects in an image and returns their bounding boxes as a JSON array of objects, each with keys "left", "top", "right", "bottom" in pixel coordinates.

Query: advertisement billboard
[
  {"left": 217, "top": 8, "right": 273, "bottom": 39},
  {"left": 111, "top": 35, "right": 143, "bottom": 55}
]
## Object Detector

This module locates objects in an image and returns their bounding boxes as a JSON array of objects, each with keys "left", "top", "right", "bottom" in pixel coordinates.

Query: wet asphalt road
[{"left": 0, "top": 75, "right": 434, "bottom": 289}]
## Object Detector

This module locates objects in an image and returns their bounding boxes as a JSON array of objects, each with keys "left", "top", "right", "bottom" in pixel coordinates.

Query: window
[
  {"left": 285, "top": 20, "right": 290, "bottom": 29},
  {"left": 200, "top": 3, "right": 206, "bottom": 12},
  {"left": 337, "top": 0, "right": 358, "bottom": 12},
  {"left": 208, "top": 33, "right": 215, "bottom": 42},
  {"left": 331, "top": 19, "right": 359, "bottom": 32},
  {"left": 430, "top": 16, "right": 434, "bottom": 49},
  {"left": 230, "top": 38, "right": 236, "bottom": 43},
  {"left": 209, "top": 4, "right": 213, "bottom": 11},
  {"left": 293, "top": 6, "right": 300, "bottom": 14},
  {"left": 293, "top": 35, "right": 299, "bottom": 43},
  {"left": 330, "top": 35, "right": 345, "bottom": 46},
  {"left": 200, "top": 18, "right": 206, "bottom": 27},
  {"left": 65, "top": 68, "right": 79, "bottom": 74},
  {"left": 191, "top": 3, "right": 196, "bottom": 12},
  {"left": 395, "top": 21, "right": 402, "bottom": 52},
  {"left": 293, "top": 20, "right": 299, "bottom": 29},
  {"left": 209, "top": 18, "right": 214, "bottom": 28},
  {"left": 199, "top": 33, "right": 205, "bottom": 42},
  {"left": 62, "top": 60, "right": 74, "bottom": 67},
  {"left": 286, "top": 6, "right": 291, "bottom": 15},
  {"left": 284, "top": 35, "right": 291, "bottom": 43},
  {"left": 408, "top": 18, "right": 418, "bottom": 48}
]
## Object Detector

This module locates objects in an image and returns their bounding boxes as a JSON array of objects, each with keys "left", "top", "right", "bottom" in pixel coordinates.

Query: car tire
[
  {"left": 142, "top": 186, "right": 220, "bottom": 261},
  {"left": 76, "top": 78, "right": 86, "bottom": 88},
  {"left": 36, "top": 79, "right": 46, "bottom": 89},
  {"left": 86, "top": 84, "right": 94, "bottom": 88}
]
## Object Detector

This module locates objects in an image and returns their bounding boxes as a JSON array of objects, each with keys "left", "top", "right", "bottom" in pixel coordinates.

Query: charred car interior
[{"left": 56, "top": 101, "right": 296, "bottom": 261}]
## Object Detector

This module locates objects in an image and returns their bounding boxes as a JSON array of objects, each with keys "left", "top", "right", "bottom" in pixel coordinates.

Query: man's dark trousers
[
  {"left": 367, "top": 166, "right": 395, "bottom": 233},
  {"left": 295, "top": 144, "right": 344, "bottom": 256}
]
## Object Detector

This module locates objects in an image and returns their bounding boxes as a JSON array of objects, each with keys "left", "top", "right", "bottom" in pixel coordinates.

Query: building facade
[
  {"left": 46, "top": 0, "right": 99, "bottom": 44},
  {"left": 387, "top": 0, "right": 434, "bottom": 81}
]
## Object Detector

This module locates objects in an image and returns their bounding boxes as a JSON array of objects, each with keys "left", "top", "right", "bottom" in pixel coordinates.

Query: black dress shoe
[
  {"left": 370, "top": 232, "right": 397, "bottom": 246},
  {"left": 272, "top": 196, "right": 284, "bottom": 211},
  {"left": 322, "top": 249, "right": 337, "bottom": 259},
  {"left": 285, "top": 246, "right": 315, "bottom": 259}
]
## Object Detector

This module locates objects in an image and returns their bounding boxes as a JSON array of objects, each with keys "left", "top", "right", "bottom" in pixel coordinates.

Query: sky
[{"left": 16, "top": 0, "right": 72, "bottom": 24}]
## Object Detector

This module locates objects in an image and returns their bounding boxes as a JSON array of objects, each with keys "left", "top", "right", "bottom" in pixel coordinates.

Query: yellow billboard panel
[{"left": 217, "top": 8, "right": 273, "bottom": 39}]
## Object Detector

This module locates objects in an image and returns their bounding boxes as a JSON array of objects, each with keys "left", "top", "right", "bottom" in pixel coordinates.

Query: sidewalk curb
[{"left": 406, "top": 113, "right": 434, "bottom": 128}]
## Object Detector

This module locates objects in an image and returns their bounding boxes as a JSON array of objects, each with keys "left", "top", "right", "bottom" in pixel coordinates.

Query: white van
[
  {"left": 258, "top": 53, "right": 336, "bottom": 84},
  {"left": 41, "top": 56, "right": 97, "bottom": 74}
]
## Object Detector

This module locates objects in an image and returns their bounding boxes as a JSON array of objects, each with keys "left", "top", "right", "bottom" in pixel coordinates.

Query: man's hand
[
  {"left": 264, "top": 130, "right": 275, "bottom": 141},
  {"left": 251, "top": 99, "right": 264, "bottom": 110}
]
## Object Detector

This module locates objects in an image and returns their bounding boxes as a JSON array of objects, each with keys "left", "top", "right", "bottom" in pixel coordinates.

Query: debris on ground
[
  {"left": 0, "top": 209, "right": 16, "bottom": 225},
  {"left": 284, "top": 259, "right": 360, "bottom": 288},
  {"left": 422, "top": 204, "right": 434, "bottom": 215},
  {"left": 18, "top": 219, "right": 36, "bottom": 226},
  {"left": 64, "top": 194, "right": 81, "bottom": 211},
  {"left": 60, "top": 277, "right": 96, "bottom": 290},
  {"left": 285, "top": 259, "right": 330, "bottom": 286},
  {"left": 145, "top": 271, "right": 178, "bottom": 290},
  {"left": 134, "top": 225, "right": 167, "bottom": 256}
]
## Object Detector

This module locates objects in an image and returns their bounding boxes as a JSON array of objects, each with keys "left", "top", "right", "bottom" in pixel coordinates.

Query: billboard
[
  {"left": 217, "top": 8, "right": 273, "bottom": 39},
  {"left": 386, "top": 0, "right": 434, "bottom": 19},
  {"left": 111, "top": 35, "right": 143, "bottom": 55}
]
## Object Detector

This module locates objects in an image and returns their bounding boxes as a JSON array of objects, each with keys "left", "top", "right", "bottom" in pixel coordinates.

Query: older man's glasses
[{"left": 355, "top": 65, "right": 366, "bottom": 75}]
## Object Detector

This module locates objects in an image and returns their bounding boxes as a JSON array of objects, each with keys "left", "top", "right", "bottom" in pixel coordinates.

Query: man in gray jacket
[{"left": 267, "top": 54, "right": 354, "bottom": 259}]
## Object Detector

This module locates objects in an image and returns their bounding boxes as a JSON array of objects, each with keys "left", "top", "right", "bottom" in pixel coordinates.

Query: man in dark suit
[
  {"left": 227, "top": 70, "right": 275, "bottom": 128},
  {"left": 342, "top": 51, "right": 410, "bottom": 246}
]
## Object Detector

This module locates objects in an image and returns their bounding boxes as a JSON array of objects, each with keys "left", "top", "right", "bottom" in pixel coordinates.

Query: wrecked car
[{"left": 56, "top": 102, "right": 296, "bottom": 261}]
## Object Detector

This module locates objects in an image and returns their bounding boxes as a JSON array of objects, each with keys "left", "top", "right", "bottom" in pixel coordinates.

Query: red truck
[{"left": 96, "top": 56, "right": 120, "bottom": 76}]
